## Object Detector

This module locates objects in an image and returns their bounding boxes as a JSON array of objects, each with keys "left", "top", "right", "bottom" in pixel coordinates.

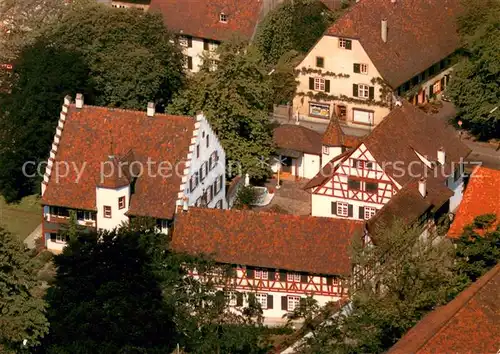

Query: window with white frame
[
  {"left": 254, "top": 270, "right": 268, "bottom": 280},
  {"left": 255, "top": 293, "right": 268, "bottom": 309},
  {"left": 364, "top": 207, "right": 377, "bottom": 220},
  {"left": 322, "top": 146, "right": 329, "bottom": 155},
  {"left": 360, "top": 64, "right": 368, "bottom": 74},
  {"left": 179, "top": 36, "right": 188, "bottom": 47},
  {"left": 190, "top": 172, "right": 198, "bottom": 192},
  {"left": 337, "top": 202, "right": 349, "bottom": 217},
  {"left": 314, "top": 77, "right": 325, "bottom": 91},
  {"left": 358, "top": 84, "right": 370, "bottom": 98},
  {"left": 356, "top": 160, "right": 374, "bottom": 169},
  {"left": 338, "top": 38, "right": 352, "bottom": 49},
  {"left": 77, "top": 210, "right": 95, "bottom": 221},
  {"left": 287, "top": 296, "right": 301, "bottom": 312},
  {"left": 287, "top": 273, "right": 301, "bottom": 282},
  {"left": 103, "top": 205, "right": 112, "bottom": 218},
  {"left": 219, "top": 13, "right": 228, "bottom": 23},
  {"left": 226, "top": 291, "right": 237, "bottom": 306}
]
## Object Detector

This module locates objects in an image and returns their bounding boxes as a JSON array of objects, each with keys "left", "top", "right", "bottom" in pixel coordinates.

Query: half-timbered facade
[
  {"left": 171, "top": 207, "right": 364, "bottom": 325},
  {"left": 41, "top": 94, "right": 226, "bottom": 253},
  {"left": 305, "top": 101, "right": 471, "bottom": 222},
  {"left": 292, "top": 0, "right": 462, "bottom": 129}
]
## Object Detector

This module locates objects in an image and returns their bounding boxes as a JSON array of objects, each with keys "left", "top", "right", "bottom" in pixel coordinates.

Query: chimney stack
[
  {"left": 437, "top": 147, "right": 445, "bottom": 165},
  {"left": 147, "top": 102, "right": 155, "bottom": 117},
  {"left": 391, "top": 0, "right": 396, "bottom": 3},
  {"left": 75, "top": 93, "right": 84, "bottom": 109},
  {"left": 381, "top": 19, "right": 388, "bottom": 43},
  {"left": 418, "top": 177, "right": 427, "bottom": 198}
]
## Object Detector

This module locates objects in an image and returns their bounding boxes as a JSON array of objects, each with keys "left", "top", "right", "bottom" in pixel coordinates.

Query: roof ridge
[{"left": 70, "top": 103, "right": 194, "bottom": 120}]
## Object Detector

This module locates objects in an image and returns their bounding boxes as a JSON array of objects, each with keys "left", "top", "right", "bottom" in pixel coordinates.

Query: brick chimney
[
  {"left": 381, "top": 19, "right": 388, "bottom": 43},
  {"left": 437, "top": 147, "right": 445, "bottom": 165},
  {"left": 147, "top": 102, "right": 155, "bottom": 117},
  {"left": 75, "top": 93, "right": 84, "bottom": 109}
]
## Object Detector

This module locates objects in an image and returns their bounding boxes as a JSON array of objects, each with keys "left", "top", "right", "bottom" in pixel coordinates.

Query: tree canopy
[
  {"left": 37, "top": 222, "right": 271, "bottom": 353},
  {"left": 0, "top": 227, "right": 48, "bottom": 352},
  {"left": 447, "top": 0, "right": 500, "bottom": 140},
  {"left": 168, "top": 39, "right": 274, "bottom": 180},
  {"left": 254, "top": 0, "right": 345, "bottom": 66}
]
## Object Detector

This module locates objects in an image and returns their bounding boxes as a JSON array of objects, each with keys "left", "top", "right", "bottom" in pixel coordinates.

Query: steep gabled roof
[
  {"left": 148, "top": 0, "right": 263, "bottom": 41},
  {"left": 448, "top": 166, "right": 500, "bottom": 238},
  {"left": 326, "top": 0, "right": 462, "bottom": 88},
  {"left": 388, "top": 264, "right": 500, "bottom": 354},
  {"left": 42, "top": 104, "right": 195, "bottom": 219},
  {"left": 172, "top": 207, "right": 365, "bottom": 276},
  {"left": 273, "top": 124, "right": 323, "bottom": 155},
  {"left": 322, "top": 118, "right": 365, "bottom": 148}
]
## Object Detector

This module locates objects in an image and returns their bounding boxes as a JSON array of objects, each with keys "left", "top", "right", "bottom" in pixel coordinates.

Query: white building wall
[
  {"left": 448, "top": 173, "right": 465, "bottom": 213},
  {"left": 95, "top": 185, "right": 130, "bottom": 231},
  {"left": 322, "top": 146, "right": 343, "bottom": 167},
  {"left": 182, "top": 113, "right": 226, "bottom": 209},
  {"left": 181, "top": 36, "right": 219, "bottom": 73},
  {"left": 302, "top": 153, "right": 320, "bottom": 179}
]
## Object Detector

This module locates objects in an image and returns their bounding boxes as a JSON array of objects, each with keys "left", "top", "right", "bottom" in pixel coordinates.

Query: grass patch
[{"left": 0, "top": 195, "right": 41, "bottom": 242}]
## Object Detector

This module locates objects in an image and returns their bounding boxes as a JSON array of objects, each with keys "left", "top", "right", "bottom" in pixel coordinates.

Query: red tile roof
[
  {"left": 42, "top": 104, "right": 195, "bottom": 220},
  {"left": 448, "top": 166, "right": 500, "bottom": 238},
  {"left": 388, "top": 264, "right": 500, "bottom": 354},
  {"left": 326, "top": 0, "right": 462, "bottom": 88},
  {"left": 273, "top": 124, "right": 322, "bottom": 155},
  {"left": 148, "top": 0, "right": 263, "bottom": 41},
  {"left": 172, "top": 207, "right": 365, "bottom": 276},
  {"left": 322, "top": 118, "right": 365, "bottom": 148}
]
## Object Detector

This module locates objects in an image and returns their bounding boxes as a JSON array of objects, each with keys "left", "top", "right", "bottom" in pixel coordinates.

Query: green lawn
[{"left": 0, "top": 195, "right": 41, "bottom": 241}]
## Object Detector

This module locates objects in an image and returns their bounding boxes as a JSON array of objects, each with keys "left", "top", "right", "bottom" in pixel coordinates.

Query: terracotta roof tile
[
  {"left": 388, "top": 264, "right": 500, "bottom": 354},
  {"left": 149, "top": 0, "right": 263, "bottom": 41},
  {"left": 322, "top": 118, "right": 366, "bottom": 147},
  {"left": 171, "top": 207, "right": 365, "bottom": 276},
  {"left": 41, "top": 104, "right": 195, "bottom": 219},
  {"left": 326, "top": 0, "right": 462, "bottom": 88},
  {"left": 273, "top": 124, "right": 322, "bottom": 155},
  {"left": 448, "top": 166, "right": 500, "bottom": 238}
]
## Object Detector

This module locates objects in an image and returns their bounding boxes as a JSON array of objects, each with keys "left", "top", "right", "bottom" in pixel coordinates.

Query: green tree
[
  {"left": 295, "top": 221, "right": 464, "bottom": 354},
  {"left": 0, "top": 43, "right": 91, "bottom": 202},
  {"left": 447, "top": 0, "right": 500, "bottom": 139},
  {"left": 41, "top": 3, "right": 184, "bottom": 109},
  {"left": 0, "top": 227, "right": 49, "bottom": 352},
  {"left": 454, "top": 214, "right": 500, "bottom": 282},
  {"left": 168, "top": 39, "right": 274, "bottom": 179},
  {"left": 254, "top": 0, "right": 348, "bottom": 66},
  {"left": 40, "top": 227, "right": 178, "bottom": 353}
]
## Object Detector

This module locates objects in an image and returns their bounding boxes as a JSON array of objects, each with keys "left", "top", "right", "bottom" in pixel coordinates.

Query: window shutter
[
  {"left": 309, "top": 77, "right": 315, "bottom": 90},
  {"left": 246, "top": 268, "right": 254, "bottom": 279},
  {"left": 76, "top": 210, "right": 84, "bottom": 220},
  {"left": 236, "top": 292, "right": 243, "bottom": 306},
  {"left": 345, "top": 40, "right": 352, "bottom": 50},
  {"left": 203, "top": 39, "right": 209, "bottom": 50},
  {"left": 359, "top": 206, "right": 365, "bottom": 219},
  {"left": 50, "top": 233, "right": 56, "bottom": 241},
  {"left": 429, "top": 84, "right": 433, "bottom": 96},
  {"left": 353, "top": 84, "right": 359, "bottom": 97},
  {"left": 280, "top": 272, "right": 287, "bottom": 282},
  {"left": 267, "top": 295, "right": 274, "bottom": 309},
  {"left": 248, "top": 293, "right": 256, "bottom": 306},
  {"left": 353, "top": 63, "right": 360, "bottom": 73},
  {"left": 187, "top": 36, "right": 192, "bottom": 47},
  {"left": 348, "top": 204, "right": 353, "bottom": 217},
  {"left": 326, "top": 277, "right": 333, "bottom": 286},
  {"left": 281, "top": 296, "right": 288, "bottom": 311},
  {"left": 351, "top": 158, "right": 357, "bottom": 167},
  {"left": 325, "top": 80, "right": 330, "bottom": 93},
  {"left": 187, "top": 56, "right": 193, "bottom": 70},
  {"left": 300, "top": 274, "right": 308, "bottom": 283},
  {"left": 299, "top": 298, "right": 307, "bottom": 311},
  {"left": 369, "top": 86, "right": 375, "bottom": 100},
  {"left": 331, "top": 201, "right": 337, "bottom": 215},
  {"left": 440, "top": 77, "right": 445, "bottom": 90}
]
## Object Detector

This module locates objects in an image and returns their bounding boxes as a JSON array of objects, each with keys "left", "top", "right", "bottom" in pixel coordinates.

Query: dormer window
[{"left": 219, "top": 13, "right": 228, "bottom": 23}]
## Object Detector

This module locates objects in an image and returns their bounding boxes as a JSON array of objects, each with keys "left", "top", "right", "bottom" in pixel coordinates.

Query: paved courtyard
[{"left": 255, "top": 178, "right": 312, "bottom": 216}]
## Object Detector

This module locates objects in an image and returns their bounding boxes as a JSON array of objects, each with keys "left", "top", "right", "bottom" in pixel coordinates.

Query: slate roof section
[
  {"left": 326, "top": 0, "right": 462, "bottom": 88},
  {"left": 448, "top": 166, "right": 500, "bottom": 238},
  {"left": 148, "top": 0, "right": 263, "bottom": 41},
  {"left": 387, "top": 264, "right": 500, "bottom": 354},
  {"left": 172, "top": 207, "right": 365, "bottom": 276},
  {"left": 41, "top": 104, "right": 195, "bottom": 219},
  {"left": 273, "top": 124, "right": 323, "bottom": 155}
]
